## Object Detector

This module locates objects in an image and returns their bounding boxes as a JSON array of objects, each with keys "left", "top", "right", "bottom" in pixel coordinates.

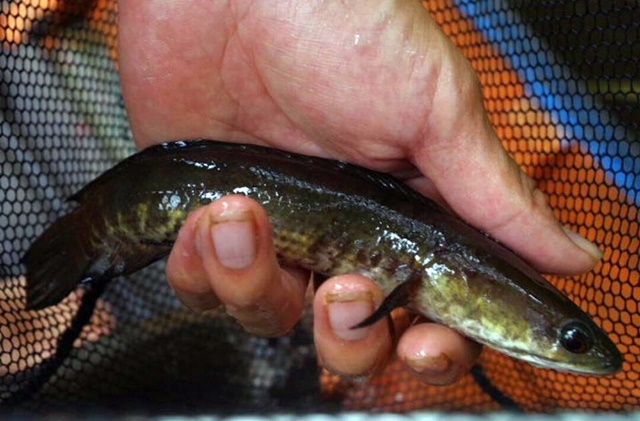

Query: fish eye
[{"left": 559, "top": 320, "right": 594, "bottom": 354}]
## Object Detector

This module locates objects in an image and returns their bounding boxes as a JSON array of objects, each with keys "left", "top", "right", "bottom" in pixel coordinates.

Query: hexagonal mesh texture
[{"left": 1, "top": 0, "right": 638, "bottom": 415}]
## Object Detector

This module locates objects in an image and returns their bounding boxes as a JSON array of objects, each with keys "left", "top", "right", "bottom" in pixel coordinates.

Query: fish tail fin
[{"left": 23, "top": 211, "right": 95, "bottom": 310}]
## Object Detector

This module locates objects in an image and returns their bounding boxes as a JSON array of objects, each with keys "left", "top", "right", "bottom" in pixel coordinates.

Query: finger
[
  {"left": 397, "top": 323, "right": 482, "bottom": 386},
  {"left": 166, "top": 206, "right": 220, "bottom": 312},
  {"left": 413, "top": 51, "right": 601, "bottom": 275},
  {"left": 194, "top": 195, "right": 310, "bottom": 337},
  {"left": 313, "top": 275, "right": 393, "bottom": 378}
]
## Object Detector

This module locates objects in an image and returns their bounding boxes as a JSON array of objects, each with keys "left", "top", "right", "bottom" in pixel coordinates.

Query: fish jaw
[
  {"left": 501, "top": 342, "right": 623, "bottom": 375},
  {"left": 451, "top": 314, "right": 622, "bottom": 375}
]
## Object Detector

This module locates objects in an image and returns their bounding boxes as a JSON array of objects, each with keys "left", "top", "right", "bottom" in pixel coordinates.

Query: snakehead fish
[{"left": 23, "top": 140, "right": 622, "bottom": 374}]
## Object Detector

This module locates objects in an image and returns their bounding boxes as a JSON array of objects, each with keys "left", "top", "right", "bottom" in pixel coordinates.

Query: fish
[{"left": 23, "top": 140, "right": 623, "bottom": 375}]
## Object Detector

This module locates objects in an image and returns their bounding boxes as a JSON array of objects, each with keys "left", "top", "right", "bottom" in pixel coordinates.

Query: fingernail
[
  {"left": 326, "top": 290, "right": 374, "bottom": 341},
  {"left": 406, "top": 352, "right": 452, "bottom": 375},
  {"left": 207, "top": 209, "right": 257, "bottom": 269},
  {"left": 562, "top": 227, "right": 603, "bottom": 260},
  {"left": 176, "top": 223, "right": 196, "bottom": 259}
]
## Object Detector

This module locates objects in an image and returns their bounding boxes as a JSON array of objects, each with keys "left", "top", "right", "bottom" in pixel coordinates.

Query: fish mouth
[{"left": 505, "top": 349, "right": 623, "bottom": 375}]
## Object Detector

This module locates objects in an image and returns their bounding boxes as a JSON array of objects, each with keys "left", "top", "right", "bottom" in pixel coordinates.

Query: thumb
[{"left": 413, "top": 56, "right": 601, "bottom": 275}]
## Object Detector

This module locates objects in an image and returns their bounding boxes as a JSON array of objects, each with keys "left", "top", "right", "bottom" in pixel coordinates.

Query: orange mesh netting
[{"left": 0, "top": 0, "right": 638, "bottom": 414}]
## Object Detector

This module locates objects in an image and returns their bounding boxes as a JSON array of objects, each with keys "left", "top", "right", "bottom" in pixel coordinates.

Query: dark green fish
[{"left": 24, "top": 140, "right": 622, "bottom": 375}]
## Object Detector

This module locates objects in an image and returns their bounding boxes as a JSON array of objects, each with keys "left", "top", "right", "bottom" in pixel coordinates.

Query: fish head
[
  {"left": 537, "top": 316, "right": 624, "bottom": 374},
  {"left": 412, "top": 238, "right": 623, "bottom": 375},
  {"left": 490, "top": 278, "right": 624, "bottom": 375}
]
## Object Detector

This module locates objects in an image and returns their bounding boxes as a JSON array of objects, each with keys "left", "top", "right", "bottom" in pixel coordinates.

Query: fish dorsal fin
[
  {"left": 337, "top": 163, "right": 444, "bottom": 213},
  {"left": 67, "top": 141, "right": 206, "bottom": 203},
  {"left": 67, "top": 140, "right": 443, "bottom": 214}
]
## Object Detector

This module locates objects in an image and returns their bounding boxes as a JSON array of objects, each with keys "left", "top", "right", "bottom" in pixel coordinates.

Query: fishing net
[{"left": 0, "top": 0, "right": 638, "bottom": 415}]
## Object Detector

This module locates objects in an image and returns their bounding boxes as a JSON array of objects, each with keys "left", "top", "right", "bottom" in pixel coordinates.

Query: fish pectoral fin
[
  {"left": 312, "top": 273, "right": 329, "bottom": 291},
  {"left": 351, "top": 277, "right": 419, "bottom": 329}
]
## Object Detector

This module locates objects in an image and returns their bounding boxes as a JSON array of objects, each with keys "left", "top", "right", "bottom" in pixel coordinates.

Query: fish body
[{"left": 24, "top": 140, "right": 622, "bottom": 374}]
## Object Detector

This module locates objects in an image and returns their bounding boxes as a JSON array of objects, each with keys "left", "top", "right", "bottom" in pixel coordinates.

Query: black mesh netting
[{"left": 0, "top": 0, "right": 638, "bottom": 415}]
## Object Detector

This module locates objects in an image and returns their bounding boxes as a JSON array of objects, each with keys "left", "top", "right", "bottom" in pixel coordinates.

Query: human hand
[{"left": 118, "top": 0, "right": 602, "bottom": 385}]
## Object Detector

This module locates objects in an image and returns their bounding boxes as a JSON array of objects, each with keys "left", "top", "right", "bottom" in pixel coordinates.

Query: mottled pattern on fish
[{"left": 24, "top": 140, "right": 622, "bottom": 375}]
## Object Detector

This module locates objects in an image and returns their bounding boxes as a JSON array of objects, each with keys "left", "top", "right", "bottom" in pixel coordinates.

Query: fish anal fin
[
  {"left": 139, "top": 238, "right": 175, "bottom": 249},
  {"left": 351, "top": 272, "right": 421, "bottom": 330}
]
